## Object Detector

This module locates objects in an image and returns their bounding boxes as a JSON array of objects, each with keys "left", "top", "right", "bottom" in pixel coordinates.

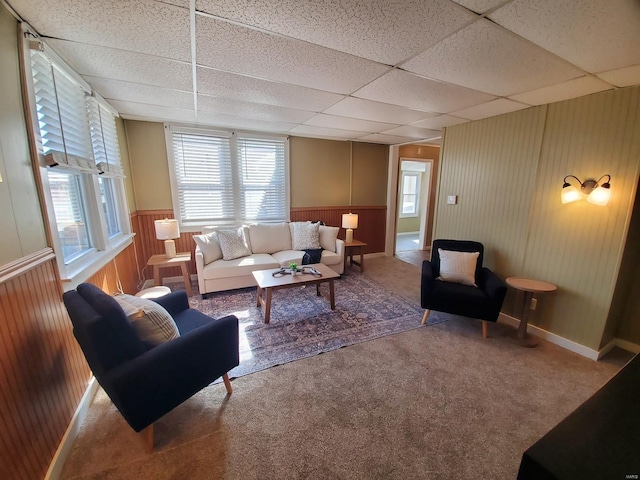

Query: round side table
[
  {"left": 135, "top": 286, "right": 171, "bottom": 299},
  {"left": 506, "top": 277, "right": 557, "bottom": 348}
]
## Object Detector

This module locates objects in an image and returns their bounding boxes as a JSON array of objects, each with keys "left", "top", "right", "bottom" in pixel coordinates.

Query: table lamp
[
  {"left": 154, "top": 218, "right": 180, "bottom": 258},
  {"left": 342, "top": 213, "right": 358, "bottom": 243}
]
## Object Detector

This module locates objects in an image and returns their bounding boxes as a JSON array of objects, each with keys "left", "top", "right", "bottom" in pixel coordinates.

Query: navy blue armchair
[
  {"left": 63, "top": 283, "right": 239, "bottom": 451},
  {"left": 421, "top": 240, "right": 507, "bottom": 338}
]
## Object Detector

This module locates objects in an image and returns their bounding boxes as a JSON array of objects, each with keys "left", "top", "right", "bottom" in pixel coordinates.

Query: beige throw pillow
[
  {"left": 437, "top": 249, "right": 479, "bottom": 287},
  {"left": 291, "top": 222, "right": 321, "bottom": 250},
  {"left": 113, "top": 294, "right": 180, "bottom": 346},
  {"left": 217, "top": 228, "right": 251, "bottom": 260},
  {"left": 319, "top": 225, "right": 339, "bottom": 252},
  {"left": 193, "top": 232, "right": 222, "bottom": 264}
]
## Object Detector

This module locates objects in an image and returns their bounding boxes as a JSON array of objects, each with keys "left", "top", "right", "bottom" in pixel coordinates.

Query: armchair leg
[
  {"left": 482, "top": 321, "right": 488, "bottom": 339},
  {"left": 139, "top": 424, "right": 153, "bottom": 454},
  {"left": 222, "top": 373, "right": 232, "bottom": 394},
  {"left": 421, "top": 309, "right": 430, "bottom": 325}
]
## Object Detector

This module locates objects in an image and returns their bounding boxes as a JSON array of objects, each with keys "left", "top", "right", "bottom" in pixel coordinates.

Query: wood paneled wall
[{"left": 0, "top": 242, "right": 140, "bottom": 480}]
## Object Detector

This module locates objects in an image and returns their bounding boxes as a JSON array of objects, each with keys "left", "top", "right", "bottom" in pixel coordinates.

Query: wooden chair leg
[
  {"left": 421, "top": 309, "right": 430, "bottom": 325},
  {"left": 139, "top": 424, "right": 153, "bottom": 454},
  {"left": 222, "top": 373, "right": 232, "bottom": 394},
  {"left": 482, "top": 321, "right": 488, "bottom": 339}
]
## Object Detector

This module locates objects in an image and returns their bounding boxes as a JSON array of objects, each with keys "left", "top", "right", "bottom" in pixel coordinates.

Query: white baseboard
[
  {"left": 498, "top": 314, "right": 640, "bottom": 360},
  {"left": 46, "top": 377, "right": 99, "bottom": 480}
]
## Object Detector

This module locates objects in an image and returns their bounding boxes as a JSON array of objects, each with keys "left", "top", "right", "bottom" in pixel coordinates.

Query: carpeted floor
[{"left": 60, "top": 256, "right": 633, "bottom": 479}]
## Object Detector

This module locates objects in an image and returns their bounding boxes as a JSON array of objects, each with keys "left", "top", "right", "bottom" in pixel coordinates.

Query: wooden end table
[
  {"left": 506, "top": 277, "right": 557, "bottom": 347},
  {"left": 146, "top": 252, "right": 192, "bottom": 297},
  {"left": 251, "top": 263, "right": 340, "bottom": 324},
  {"left": 343, "top": 239, "right": 367, "bottom": 273}
]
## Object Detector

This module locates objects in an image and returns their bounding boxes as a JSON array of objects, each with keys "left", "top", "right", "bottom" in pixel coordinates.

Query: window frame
[
  {"left": 399, "top": 171, "right": 421, "bottom": 218},
  {"left": 165, "top": 124, "right": 290, "bottom": 231}
]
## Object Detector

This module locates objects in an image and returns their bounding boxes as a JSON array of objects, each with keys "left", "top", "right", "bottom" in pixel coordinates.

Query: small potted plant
[{"left": 289, "top": 262, "right": 299, "bottom": 275}]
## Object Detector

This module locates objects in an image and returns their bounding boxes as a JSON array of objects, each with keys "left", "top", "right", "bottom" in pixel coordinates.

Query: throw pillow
[
  {"left": 319, "top": 225, "right": 339, "bottom": 252},
  {"left": 291, "top": 222, "right": 321, "bottom": 250},
  {"left": 113, "top": 294, "right": 180, "bottom": 347},
  {"left": 217, "top": 228, "right": 251, "bottom": 260},
  {"left": 302, "top": 248, "right": 323, "bottom": 265},
  {"left": 437, "top": 249, "right": 479, "bottom": 287},
  {"left": 193, "top": 232, "right": 222, "bottom": 264}
]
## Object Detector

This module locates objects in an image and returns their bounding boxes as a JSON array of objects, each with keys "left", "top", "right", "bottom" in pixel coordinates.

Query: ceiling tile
[
  {"left": 450, "top": 98, "right": 529, "bottom": 120},
  {"left": 47, "top": 40, "right": 193, "bottom": 91},
  {"left": 451, "top": 0, "right": 507, "bottom": 14},
  {"left": 411, "top": 115, "right": 469, "bottom": 129},
  {"left": 196, "top": 111, "right": 297, "bottom": 133},
  {"left": 195, "top": 15, "right": 389, "bottom": 94},
  {"left": 197, "top": 0, "right": 476, "bottom": 65},
  {"left": 402, "top": 19, "right": 584, "bottom": 96},
  {"left": 197, "top": 67, "right": 343, "bottom": 112},
  {"left": 489, "top": 0, "right": 640, "bottom": 73},
  {"left": 85, "top": 77, "right": 194, "bottom": 110},
  {"left": 597, "top": 65, "right": 640, "bottom": 88},
  {"left": 155, "top": 0, "right": 189, "bottom": 7},
  {"left": 323, "top": 97, "right": 437, "bottom": 124},
  {"left": 509, "top": 76, "right": 614, "bottom": 106},
  {"left": 354, "top": 69, "right": 496, "bottom": 113},
  {"left": 197, "top": 95, "right": 315, "bottom": 123},
  {"left": 358, "top": 133, "right": 418, "bottom": 145},
  {"left": 109, "top": 100, "right": 196, "bottom": 123},
  {"left": 381, "top": 125, "right": 442, "bottom": 140},
  {"left": 304, "top": 114, "right": 398, "bottom": 133},
  {"left": 289, "top": 125, "right": 370, "bottom": 141},
  {"left": 13, "top": 0, "right": 191, "bottom": 60}
]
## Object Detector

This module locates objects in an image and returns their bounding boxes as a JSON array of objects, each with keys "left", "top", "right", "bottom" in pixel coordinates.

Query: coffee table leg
[
  {"left": 256, "top": 286, "right": 262, "bottom": 307},
  {"left": 264, "top": 287, "right": 272, "bottom": 324},
  {"left": 316, "top": 283, "right": 321, "bottom": 296},
  {"left": 329, "top": 279, "right": 335, "bottom": 310}
]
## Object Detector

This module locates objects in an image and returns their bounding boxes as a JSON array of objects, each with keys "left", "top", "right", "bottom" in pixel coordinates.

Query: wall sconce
[
  {"left": 561, "top": 174, "right": 612, "bottom": 206},
  {"left": 154, "top": 218, "right": 180, "bottom": 258},
  {"left": 342, "top": 213, "right": 358, "bottom": 243}
]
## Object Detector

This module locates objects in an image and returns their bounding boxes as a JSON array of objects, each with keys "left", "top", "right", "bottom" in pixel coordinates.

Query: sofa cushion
[
  {"left": 193, "top": 232, "right": 222, "bottom": 264},
  {"left": 437, "top": 248, "right": 479, "bottom": 287},
  {"left": 203, "top": 254, "right": 280, "bottom": 279},
  {"left": 113, "top": 294, "right": 180, "bottom": 347},
  {"left": 272, "top": 250, "right": 305, "bottom": 267},
  {"left": 248, "top": 223, "right": 291, "bottom": 254},
  {"left": 319, "top": 225, "right": 339, "bottom": 252},
  {"left": 217, "top": 228, "right": 251, "bottom": 260},
  {"left": 290, "top": 221, "right": 321, "bottom": 250}
]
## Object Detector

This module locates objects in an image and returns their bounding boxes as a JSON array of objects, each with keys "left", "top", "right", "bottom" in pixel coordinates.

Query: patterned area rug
[{"left": 168, "top": 273, "right": 447, "bottom": 380}]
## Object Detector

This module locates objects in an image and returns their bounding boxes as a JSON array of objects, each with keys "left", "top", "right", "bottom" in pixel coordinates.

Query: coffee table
[{"left": 251, "top": 263, "right": 340, "bottom": 324}]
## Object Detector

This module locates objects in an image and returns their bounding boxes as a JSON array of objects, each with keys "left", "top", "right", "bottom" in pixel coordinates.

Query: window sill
[{"left": 61, "top": 234, "right": 134, "bottom": 291}]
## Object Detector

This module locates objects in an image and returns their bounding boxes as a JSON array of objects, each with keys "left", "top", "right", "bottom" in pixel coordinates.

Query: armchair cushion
[{"left": 437, "top": 248, "right": 479, "bottom": 286}]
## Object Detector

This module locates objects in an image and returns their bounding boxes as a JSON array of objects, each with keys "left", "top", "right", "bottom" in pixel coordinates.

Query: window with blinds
[{"left": 167, "top": 127, "right": 289, "bottom": 227}]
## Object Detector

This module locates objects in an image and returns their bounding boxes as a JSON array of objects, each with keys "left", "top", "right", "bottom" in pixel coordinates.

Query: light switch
[{"left": 447, "top": 195, "right": 457, "bottom": 205}]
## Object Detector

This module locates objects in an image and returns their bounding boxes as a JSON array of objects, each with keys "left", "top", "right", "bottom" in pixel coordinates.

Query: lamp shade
[
  {"left": 342, "top": 213, "right": 358, "bottom": 230},
  {"left": 561, "top": 184, "right": 582, "bottom": 204},
  {"left": 587, "top": 184, "right": 612, "bottom": 206},
  {"left": 154, "top": 218, "right": 180, "bottom": 240}
]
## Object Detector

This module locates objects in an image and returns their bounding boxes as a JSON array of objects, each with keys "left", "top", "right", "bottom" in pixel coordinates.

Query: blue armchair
[
  {"left": 421, "top": 239, "right": 507, "bottom": 338},
  {"left": 63, "top": 283, "right": 239, "bottom": 451}
]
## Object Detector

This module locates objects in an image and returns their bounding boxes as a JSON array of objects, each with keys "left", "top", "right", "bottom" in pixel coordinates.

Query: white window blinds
[
  {"left": 167, "top": 127, "right": 289, "bottom": 226},
  {"left": 88, "top": 98, "right": 124, "bottom": 177}
]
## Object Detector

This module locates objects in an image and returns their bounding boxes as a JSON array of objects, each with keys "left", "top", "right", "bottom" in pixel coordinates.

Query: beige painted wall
[
  {"left": 351, "top": 142, "right": 388, "bottom": 206},
  {"left": 435, "top": 86, "right": 640, "bottom": 350},
  {"left": 123, "top": 120, "right": 172, "bottom": 211},
  {"left": 116, "top": 117, "right": 136, "bottom": 212},
  {"left": 0, "top": 8, "right": 47, "bottom": 266}
]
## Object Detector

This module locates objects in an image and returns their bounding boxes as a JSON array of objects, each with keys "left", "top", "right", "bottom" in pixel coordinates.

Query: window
[
  {"left": 166, "top": 125, "right": 289, "bottom": 229},
  {"left": 400, "top": 171, "right": 421, "bottom": 217},
  {"left": 24, "top": 34, "right": 131, "bottom": 284}
]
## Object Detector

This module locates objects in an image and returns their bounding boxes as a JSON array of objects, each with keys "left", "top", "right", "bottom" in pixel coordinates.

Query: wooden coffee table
[{"left": 251, "top": 263, "right": 340, "bottom": 324}]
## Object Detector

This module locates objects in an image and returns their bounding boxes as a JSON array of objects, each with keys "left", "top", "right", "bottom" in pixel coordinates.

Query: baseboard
[
  {"left": 612, "top": 338, "right": 640, "bottom": 355},
  {"left": 46, "top": 377, "right": 99, "bottom": 480}
]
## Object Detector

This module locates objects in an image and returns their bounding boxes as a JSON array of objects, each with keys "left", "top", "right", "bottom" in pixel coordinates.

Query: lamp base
[
  {"left": 345, "top": 229, "right": 353, "bottom": 243},
  {"left": 164, "top": 239, "right": 176, "bottom": 258}
]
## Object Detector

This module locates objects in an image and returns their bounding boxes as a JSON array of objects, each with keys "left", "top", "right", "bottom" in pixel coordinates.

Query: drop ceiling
[{"left": 7, "top": 0, "right": 640, "bottom": 145}]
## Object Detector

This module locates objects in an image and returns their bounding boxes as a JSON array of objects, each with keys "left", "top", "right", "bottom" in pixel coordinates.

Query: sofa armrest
[
  {"left": 152, "top": 290, "right": 190, "bottom": 317},
  {"left": 479, "top": 267, "right": 507, "bottom": 307},
  {"left": 335, "top": 238, "right": 345, "bottom": 259},
  {"left": 195, "top": 246, "right": 207, "bottom": 295},
  {"left": 103, "top": 314, "right": 239, "bottom": 431},
  {"left": 420, "top": 260, "right": 437, "bottom": 307}
]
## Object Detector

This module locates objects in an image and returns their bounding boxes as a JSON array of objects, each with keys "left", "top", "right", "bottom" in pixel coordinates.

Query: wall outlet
[{"left": 530, "top": 298, "right": 537, "bottom": 310}]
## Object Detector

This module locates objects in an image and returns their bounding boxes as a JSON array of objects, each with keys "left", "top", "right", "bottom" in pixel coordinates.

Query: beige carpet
[{"left": 60, "top": 256, "right": 632, "bottom": 479}]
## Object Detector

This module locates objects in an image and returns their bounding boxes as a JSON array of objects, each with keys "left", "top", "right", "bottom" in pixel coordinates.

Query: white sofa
[{"left": 194, "top": 222, "right": 344, "bottom": 296}]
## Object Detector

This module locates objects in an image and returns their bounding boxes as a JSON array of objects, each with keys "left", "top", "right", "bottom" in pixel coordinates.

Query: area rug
[{"left": 166, "top": 273, "right": 447, "bottom": 380}]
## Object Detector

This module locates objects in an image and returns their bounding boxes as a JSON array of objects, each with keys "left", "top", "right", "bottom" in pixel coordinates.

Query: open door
[{"left": 395, "top": 158, "right": 432, "bottom": 254}]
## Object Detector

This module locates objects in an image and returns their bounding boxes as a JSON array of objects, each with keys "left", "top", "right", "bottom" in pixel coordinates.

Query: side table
[
  {"left": 506, "top": 277, "right": 557, "bottom": 347},
  {"left": 343, "top": 240, "right": 367, "bottom": 273},
  {"left": 146, "top": 252, "right": 193, "bottom": 297}
]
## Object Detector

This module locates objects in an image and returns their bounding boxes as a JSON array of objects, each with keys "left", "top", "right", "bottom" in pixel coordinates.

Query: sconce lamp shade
[
  {"left": 154, "top": 218, "right": 180, "bottom": 258},
  {"left": 561, "top": 174, "right": 611, "bottom": 206},
  {"left": 342, "top": 213, "right": 358, "bottom": 243}
]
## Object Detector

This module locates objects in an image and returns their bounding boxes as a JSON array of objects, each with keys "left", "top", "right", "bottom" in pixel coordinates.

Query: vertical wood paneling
[
  {"left": 0, "top": 243, "right": 141, "bottom": 479},
  {"left": 436, "top": 86, "right": 640, "bottom": 350}
]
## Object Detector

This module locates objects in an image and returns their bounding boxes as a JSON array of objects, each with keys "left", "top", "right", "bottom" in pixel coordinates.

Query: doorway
[{"left": 395, "top": 158, "right": 432, "bottom": 254}]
